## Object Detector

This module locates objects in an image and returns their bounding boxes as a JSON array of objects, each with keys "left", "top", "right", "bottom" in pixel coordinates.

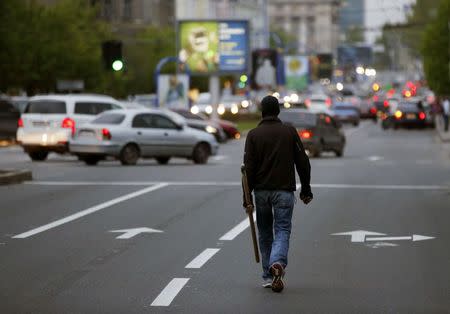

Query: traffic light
[
  {"left": 102, "top": 40, "right": 123, "bottom": 71},
  {"left": 238, "top": 74, "right": 248, "bottom": 88}
]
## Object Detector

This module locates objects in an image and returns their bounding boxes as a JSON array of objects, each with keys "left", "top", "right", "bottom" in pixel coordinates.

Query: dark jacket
[{"left": 244, "top": 116, "right": 312, "bottom": 196}]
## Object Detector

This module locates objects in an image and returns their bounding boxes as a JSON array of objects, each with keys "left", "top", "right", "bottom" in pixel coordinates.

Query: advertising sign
[
  {"left": 284, "top": 56, "right": 309, "bottom": 91},
  {"left": 310, "top": 53, "right": 333, "bottom": 81},
  {"left": 337, "top": 45, "right": 373, "bottom": 66},
  {"left": 157, "top": 74, "right": 189, "bottom": 109},
  {"left": 251, "top": 49, "right": 278, "bottom": 90},
  {"left": 178, "top": 20, "right": 249, "bottom": 74}
]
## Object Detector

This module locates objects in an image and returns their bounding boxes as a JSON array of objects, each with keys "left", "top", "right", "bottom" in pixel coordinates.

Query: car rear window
[
  {"left": 74, "top": 102, "right": 113, "bottom": 115},
  {"left": 398, "top": 103, "right": 419, "bottom": 111},
  {"left": 25, "top": 101, "right": 66, "bottom": 114},
  {"left": 279, "top": 111, "right": 317, "bottom": 127},
  {"left": 333, "top": 105, "right": 357, "bottom": 111},
  {"left": 92, "top": 113, "right": 125, "bottom": 125}
]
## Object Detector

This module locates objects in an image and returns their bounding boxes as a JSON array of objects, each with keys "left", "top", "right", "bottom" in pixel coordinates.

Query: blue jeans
[{"left": 254, "top": 190, "right": 295, "bottom": 280}]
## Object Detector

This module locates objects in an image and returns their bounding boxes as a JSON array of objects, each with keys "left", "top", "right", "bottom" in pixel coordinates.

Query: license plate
[
  {"left": 78, "top": 131, "right": 95, "bottom": 138},
  {"left": 33, "top": 121, "right": 50, "bottom": 127},
  {"left": 406, "top": 114, "right": 416, "bottom": 120}
]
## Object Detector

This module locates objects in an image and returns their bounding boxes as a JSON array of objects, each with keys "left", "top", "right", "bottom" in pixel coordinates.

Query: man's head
[{"left": 261, "top": 95, "right": 280, "bottom": 118}]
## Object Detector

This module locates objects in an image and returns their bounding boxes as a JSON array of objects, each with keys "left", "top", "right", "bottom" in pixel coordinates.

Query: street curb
[
  {"left": 0, "top": 169, "right": 33, "bottom": 185},
  {"left": 435, "top": 117, "right": 450, "bottom": 143}
]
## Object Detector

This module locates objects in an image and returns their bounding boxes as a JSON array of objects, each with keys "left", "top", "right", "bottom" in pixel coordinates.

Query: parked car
[
  {"left": 171, "top": 109, "right": 228, "bottom": 143},
  {"left": 17, "top": 94, "right": 123, "bottom": 161},
  {"left": 278, "top": 109, "right": 346, "bottom": 157},
  {"left": 69, "top": 109, "right": 219, "bottom": 166},
  {"left": 10, "top": 96, "right": 29, "bottom": 113},
  {"left": 0, "top": 97, "right": 21, "bottom": 141},
  {"left": 359, "top": 98, "right": 377, "bottom": 121},
  {"left": 331, "top": 102, "right": 360, "bottom": 126},
  {"left": 382, "top": 100, "right": 428, "bottom": 130}
]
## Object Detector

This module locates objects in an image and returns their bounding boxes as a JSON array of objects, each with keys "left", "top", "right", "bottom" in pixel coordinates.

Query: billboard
[
  {"left": 178, "top": 20, "right": 249, "bottom": 74},
  {"left": 251, "top": 49, "right": 278, "bottom": 90},
  {"left": 337, "top": 45, "right": 373, "bottom": 66},
  {"left": 157, "top": 74, "right": 189, "bottom": 109},
  {"left": 284, "top": 56, "right": 309, "bottom": 91},
  {"left": 310, "top": 53, "right": 334, "bottom": 81}
]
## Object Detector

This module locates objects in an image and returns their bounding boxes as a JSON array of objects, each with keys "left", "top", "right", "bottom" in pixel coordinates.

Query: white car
[{"left": 17, "top": 94, "right": 123, "bottom": 161}]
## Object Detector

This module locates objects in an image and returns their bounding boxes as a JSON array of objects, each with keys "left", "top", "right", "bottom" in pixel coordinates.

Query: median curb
[{"left": 0, "top": 169, "right": 33, "bottom": 185}]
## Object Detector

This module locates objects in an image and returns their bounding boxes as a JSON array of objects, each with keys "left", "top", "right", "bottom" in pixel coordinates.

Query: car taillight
[
  {"left": 394, "top": 110, "right": 403, "bottom": 119},
  {"left": 373, "top": 95, "right": 379, "bottom": 101},
  {"left": 418, "top": 112, "right": 426, "bottom": 120},
  {"left": 61, "top": 118, "right": 76, "bottom": 135},
  {"left": 18, "top": 118, "right": 23, "bottom": 128},
  {"left": 325, "top": 98, "right": 332, "bottom": 107},
  {"left": 370, "top": 107, "right": 377, "bottom": 114},
  {"left": 305, "top": 99, "right": 311, "bottom": 107},
  {"left": 102, "top": 128, "right": 111, "bottom": 140},
  {"left": 383, "top": 100, "right": 389, "bottom": 108},
  {"left": 299, "top": 130, "right": 313, "bottom": 139}
]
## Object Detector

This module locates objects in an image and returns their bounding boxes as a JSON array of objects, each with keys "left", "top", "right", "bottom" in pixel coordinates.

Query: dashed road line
[
  {"left": 185, "top": 248, "right": 221, "bottom": 269},
  {"left": 13, "top": 183, "right": 168, "bottom": 239},
  {"left": 219, "top": 212, "right": 256, "bottom": 241},
  {"left": 150, "top": 278, "right": 190, "bottom": 307}
]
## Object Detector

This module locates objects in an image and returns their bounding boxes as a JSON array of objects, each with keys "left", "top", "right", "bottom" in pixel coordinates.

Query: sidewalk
[{"left": 435, "top": 116, "right": 450, "bottom": 142}]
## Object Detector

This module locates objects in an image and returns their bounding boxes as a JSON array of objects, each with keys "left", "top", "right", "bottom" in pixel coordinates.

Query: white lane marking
[
  {"left": 13, "top": 183, "right": 168, "bottom": 239},
  {"left": 110, "top": 227, "right": 163, "bottom": 239},
  {"left": 185, "top": 248, "right": 220, "bottom": 269},
  {"left": 151, "top": 278, "right": 190, "bottom": 307},
  {"left": 219, "top": 212, "right": 256, "bottom": 241},
  {"left": 366, "top": 235, "right": 435, "bottom": 242},
  {"left": 26, "top": 181, "right": 449, "bottom": 190},
  {"left": 332, "top": 230, "right": 386, "bottom": 243},
  {"left": 210, "top": 155, "right": 227, "bottom": 161},
  {"left": 367, "top": 155, "right": 384, "bottom": 162}
]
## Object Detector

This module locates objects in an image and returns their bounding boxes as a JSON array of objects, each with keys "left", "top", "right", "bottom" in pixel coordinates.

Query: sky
[{"left": 365, "top": 0, "right": 416, "bottom": 44}]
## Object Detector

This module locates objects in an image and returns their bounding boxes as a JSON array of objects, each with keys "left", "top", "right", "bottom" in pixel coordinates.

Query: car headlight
[
  {"left": 231, "top": 104, "right": 239, "bottom": 114},
  {"left": 190, "top": 105, "right": 199, "bottom": 114},
  {"left": 241, "top": 100, "right": 249, "bottom": 108},
  {"left": 205, "top": 105, "right": 213, "bottom": 114},
  {"left": 205, "top": 125, "right": 217, "bottom": 133},
  {"left": 217, "top": 105, "right": 225, "bottom": 115}
]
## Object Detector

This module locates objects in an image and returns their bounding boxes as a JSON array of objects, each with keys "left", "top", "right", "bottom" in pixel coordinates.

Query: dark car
[
  {"left": 359, "top": 98, "right": 377, "bottom": 121},
  {"left": 0, "top": 97, "right": 21, "bottom": 141},
  {"left": 382, "top": 101, "right": 428, "bottom": 129},
  {"left": 331, "top": 102, "right": 360, "bottom": 126},
  {"left": 171, "top": 109, "right": 228, "bottom": 143},
  {"left": 279, "top": 109, "right": 346, "bottom": 157}
]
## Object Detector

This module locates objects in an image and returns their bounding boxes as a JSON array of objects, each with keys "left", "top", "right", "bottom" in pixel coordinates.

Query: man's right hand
[{"left": 300, "top": 192, "right": 313, "bottom": 205}]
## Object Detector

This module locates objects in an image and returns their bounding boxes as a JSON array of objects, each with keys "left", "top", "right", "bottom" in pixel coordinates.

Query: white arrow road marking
[
  {"left": 151, "top": 278, "right": 190, "bottom": 307},
  {"left": 367, "top": 155, "right": 384, "bottom": 162},
  {"left": 110, "top": 227, "right": 163, "bottom": 239},
  {"left": 331, "top": 230, "right": 386, "bottom": 243},
  {"left": 13, "top": 183, "right": 168, "bottom": 239},
  {"left": 366, "top": 235, "right": 435, "bottom": 242},
  {"left": 185, "top": 248, "right": 220, "bottom": 269}
]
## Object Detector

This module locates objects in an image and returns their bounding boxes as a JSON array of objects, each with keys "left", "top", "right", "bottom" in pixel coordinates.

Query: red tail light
[
  {"left": 305, "top": 99, "right": 311, "bottom": 107},
  {"left": 102, "top": 128, "right": 112, "bottom": 140},
  {"left": 383, "top": 100, "right": 389, "bottom": 108},
  {"left": 370, "top": 107, "right": 377, "bottom": 114},
  {"left": 325, "top": 98, "right": 332, "bottom": 107},
  {"left": 418, "top": 112, "right": 426, "bottom": 120},
  {"left": 18, "top": 118, "right": 23, "bottom": 128},
  {"left": 61, "top": 118, "right": 76, "bottom": 135},
  {"left": 373, "top": 95, "right": 379, "bottom": 101},
  {"left": 299, "top": 130, "right": 313, "bottom": 139}
]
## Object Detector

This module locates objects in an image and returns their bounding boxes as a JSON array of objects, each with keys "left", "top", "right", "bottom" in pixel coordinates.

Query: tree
[
  {"left": 345, "top": 26, "right": 364, "bottom": 44},
  {"left": 421, "top": 0, "right": 450, "bottom": 95}
]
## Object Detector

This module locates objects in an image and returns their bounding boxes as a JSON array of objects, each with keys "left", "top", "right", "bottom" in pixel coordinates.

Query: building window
[
  {"left": 103, "top": 0, "right": 113, "bottom": 20},
  {"left": 123, "top": 0, "right": 132, "bottom": 21}
]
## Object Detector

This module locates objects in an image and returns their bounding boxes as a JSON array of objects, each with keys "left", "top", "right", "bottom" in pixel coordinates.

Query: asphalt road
[{"left": 0, "top": 121, "right": 449, "bottom": 314}]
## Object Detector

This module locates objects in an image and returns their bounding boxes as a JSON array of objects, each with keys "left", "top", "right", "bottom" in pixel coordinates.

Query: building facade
[
  {"left": 268, "top": 0, "right": 341, "bottom": 54},
  {"left": 339, "top": 0, "right": 364, "bottom": 33}
]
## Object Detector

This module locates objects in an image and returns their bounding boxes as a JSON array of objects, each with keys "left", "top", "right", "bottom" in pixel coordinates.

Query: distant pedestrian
[
  {"left": 243, "top": 95, "right": 313, "bottom": 293},
  {"left": 443, "top": 97, "right": 449, "bottom": 132}
]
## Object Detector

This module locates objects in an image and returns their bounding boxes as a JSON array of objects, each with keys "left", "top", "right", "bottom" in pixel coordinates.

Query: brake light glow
[
  {"left": 383, "top": 100, "right": 389, "bottom": 108},
  {"left": 18, "top": 118, "right": 23, "bottom": 128},
  {"left": 418, "top": 112, "right": 426, "bottom": 120},
  {"left": 305, "top": 99, "right": 311, "bottom": 107},
  {"left": 394, "top": 110, "right": 403, "bottom": 119},
  {"left": 373, "top": 95, "right": 379, "bottom": 101},
  {"left": 299, "top": 130, "right": 313, "bottom": 139},
  {"left": 61, "top": 118, "right": 76, "bottom": 135},
  {"left": 102, "top": 128, "right": 112, "bottom": 140},
  {"left": 325, "top": 98, "right": 332, "bottom": 107},
  {"left": 370, "top": 107, "right": 377, "bottom": 114}
]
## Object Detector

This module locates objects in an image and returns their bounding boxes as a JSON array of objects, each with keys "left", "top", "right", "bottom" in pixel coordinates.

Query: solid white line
[
  {"left": 185, "top": 248, "right": 220, "bottom": 269},
  {"left": 26, "top": 181, "right": 449, "bottom": 190},
  {"left": 219, "top": 212, "right": 256, "bottom": 241},
  {"left": 151, "top": 278, "right": 190, "bottom": 307},
  {"left": 366, "top": 236, "right": 411, "bottom": 242},
  {"left": 12, "top": 183, "right": 168, "bottom": 239}
]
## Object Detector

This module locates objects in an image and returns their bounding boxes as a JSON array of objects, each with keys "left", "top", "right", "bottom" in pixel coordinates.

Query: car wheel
[
  {"left": 120, "top": 144, "right": 140, "bottom": 166},
  {"left": 28, "top": 151, "right": 48, "bottom": 161},
  {"left": 193, "top": 143, "right": 210, "bottom": 164},
  {"left": 156, "top": 157, "right": 171, "bottom": 165},
  {"left": 335, "top": 149, "right": 344, "bottom": 157},
  {"left": 83, "top": 156, "right": 100, "bottom": 166},
  {"left": 353, "top": 122, "right": 359, "bottom": 127}
]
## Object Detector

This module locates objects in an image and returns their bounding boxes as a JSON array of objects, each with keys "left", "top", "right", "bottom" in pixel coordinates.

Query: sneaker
[
  {"left": 270, "top": 263, "right": 285, "bottom": 293},
  {"left": 262, "top": 278, "right": 272, "bottom": 288}
]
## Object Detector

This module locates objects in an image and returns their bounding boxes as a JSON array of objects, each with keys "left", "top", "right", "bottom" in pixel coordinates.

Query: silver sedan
[{"left": 69, "top": 109, "right": 219, "bottom": 165}]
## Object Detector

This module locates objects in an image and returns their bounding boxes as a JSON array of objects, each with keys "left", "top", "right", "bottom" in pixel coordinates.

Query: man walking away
[
  {"left": 243, "top": 95, "right": 313, "bottom": 293},
  {"left": 443, "top": 97, "right": 449, "bottom": 132}
]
